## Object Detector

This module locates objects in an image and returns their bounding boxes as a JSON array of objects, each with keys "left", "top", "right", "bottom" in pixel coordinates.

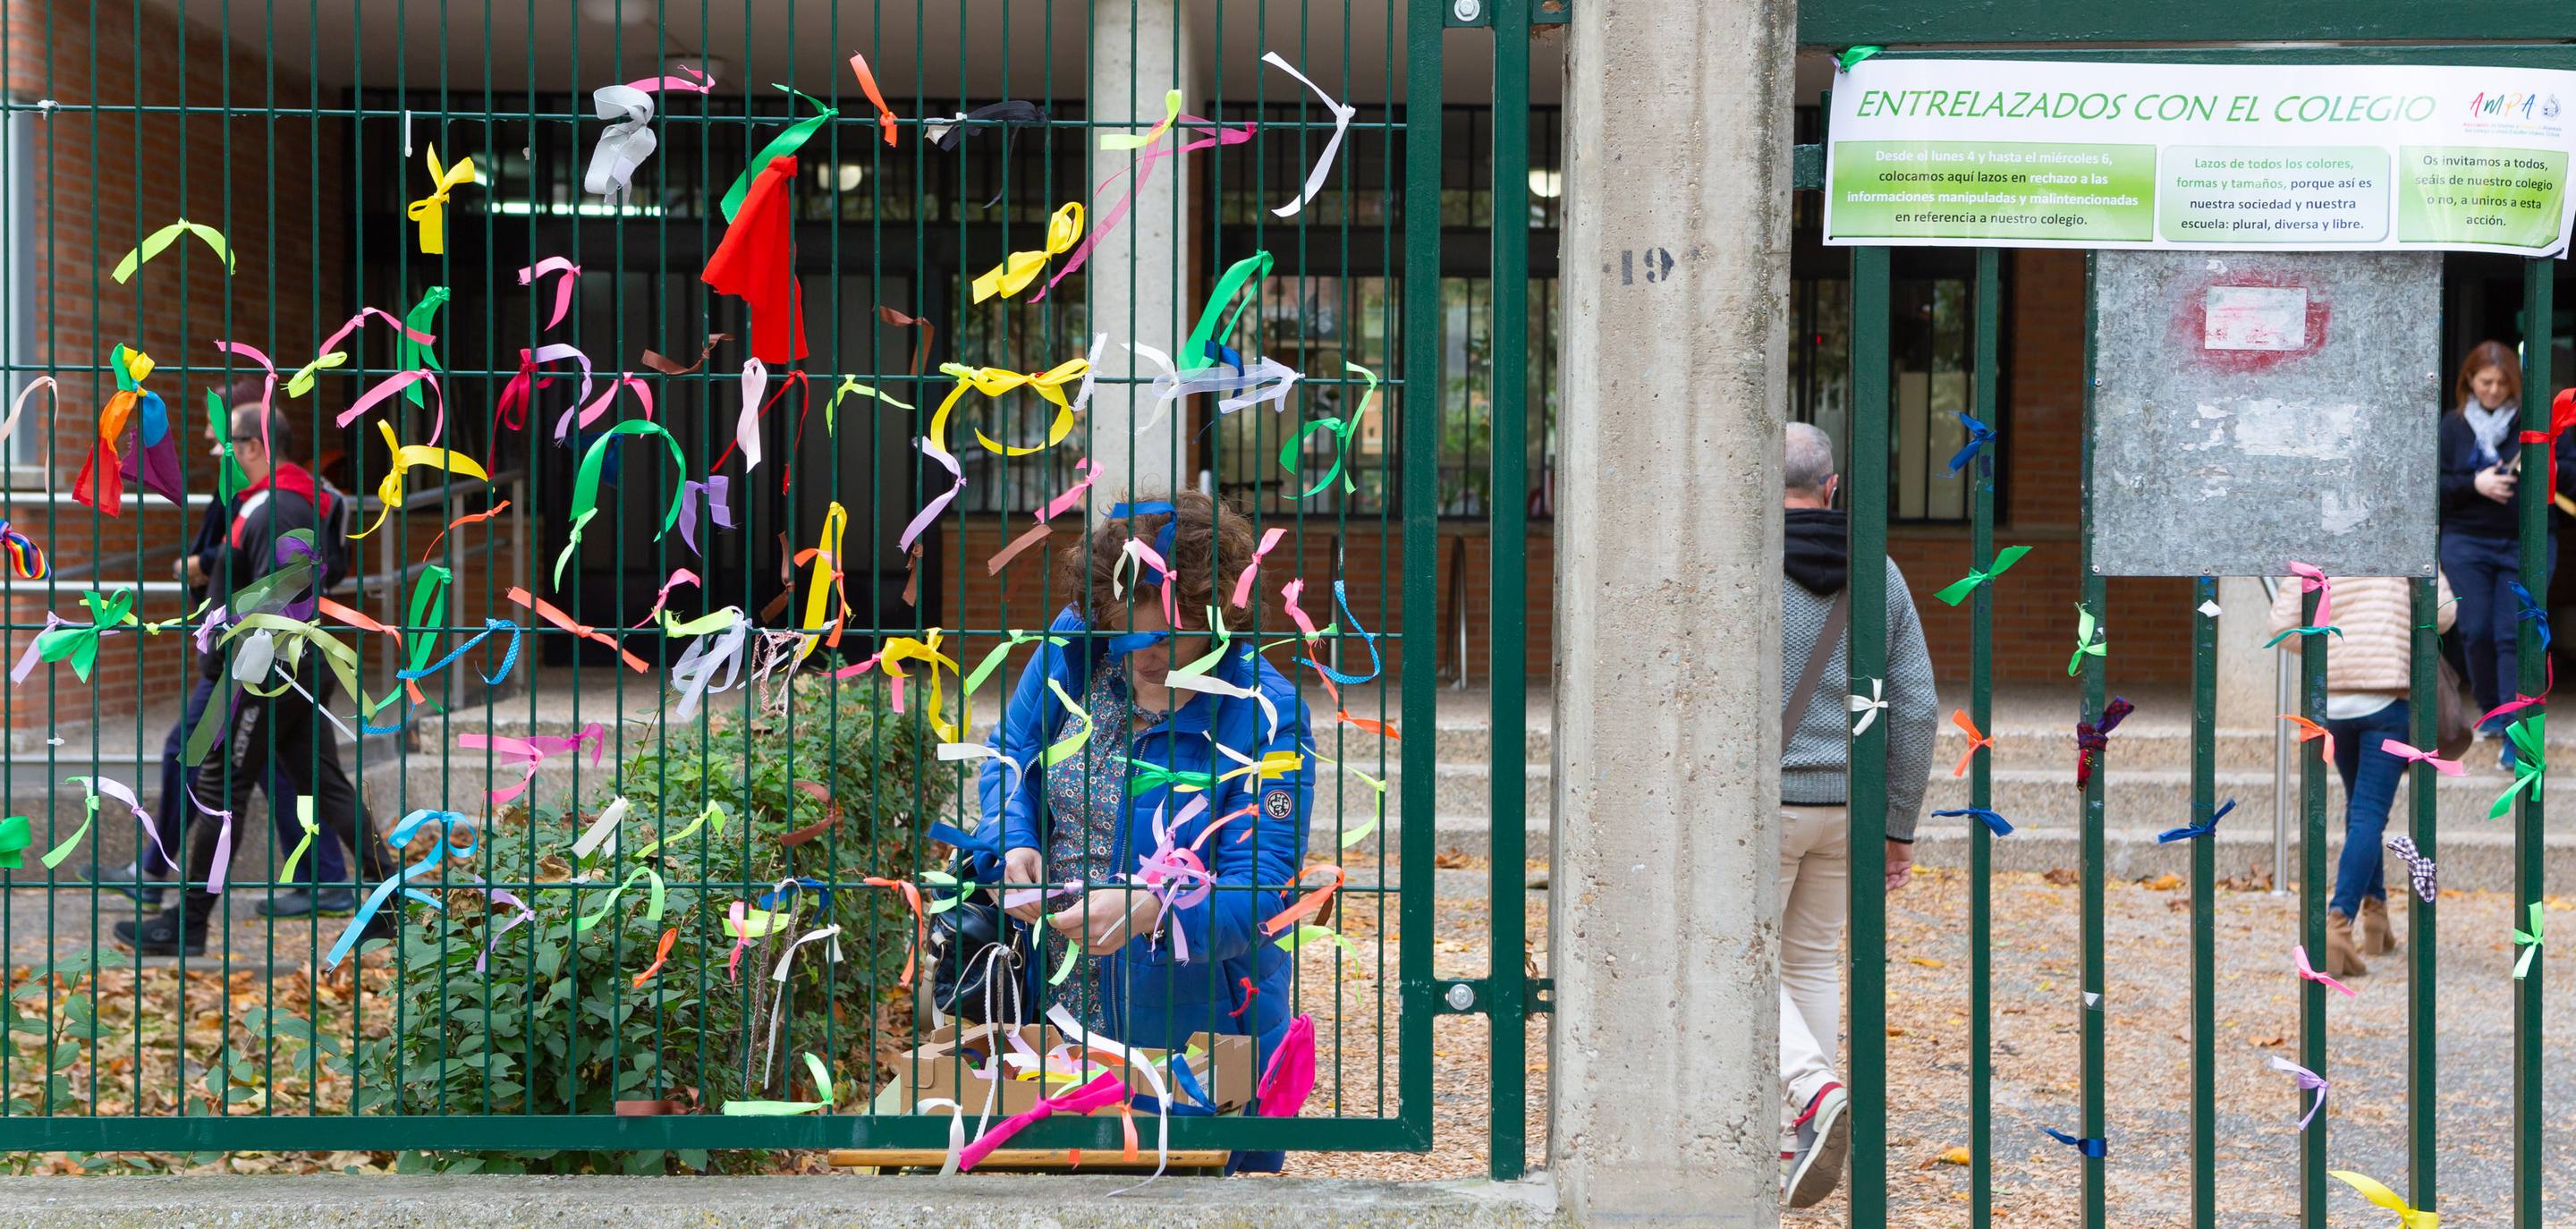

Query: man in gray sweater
[{"left": 1777, "top": 422, "right": 1937, "bottom": 1208}]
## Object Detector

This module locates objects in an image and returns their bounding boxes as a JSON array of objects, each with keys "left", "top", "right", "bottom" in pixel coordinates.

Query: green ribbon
[
  {"left": 110, "top": 218, "right": 233, "bottom": 284},
  {"left": 2514, "top": 901, "right": 2545, "bottom": 979},
  {"left": 39, "top": 778, "right": 107, "bottom": 870},
  {"left": 631, "top": 801, "right": 727, "bottom": 860},
  {"left": 554, "top": 420, "right": 689, "bottom": 589},
  {"left": 2489, "top": 714, "right": 2546, "bottom": 819},
  {"left": 2263, "top": 624, "right": 2345, "bottom": 648},
  {"left": 824, "top": 376, "right": 913, "bottom": 433},
  {"left": 397, "top": 286, "right": 450, "bottom": 407},
  {"left": 1182, "top": 251, "right": 1274, "bottom": 372},
  {"left": 1933, "top": 545, "right": 2031, "bottom": 606},
  {"left": 275, "top": 797, "right": 320, "bottom": 883},
  {"left": 1836, "top": 46, "right": 1884, "bottom": 72},
  {"left": 1283, "top": 361, "right": 1378, "bottom": 499},
  {"left": 718, "top": 87, "right": 837, "bottom": 222},
  {"left": 205, "top": 390, "right": 247, "bottom": 500},
  {"left": 0, "top": 814, "right": 30, "bottom": 869},
  {"left": 1124, "top": 757, "right": 1214, "bottom": 797},
  {"left": 36, "top": 589, "right": 140, "bottom": 682},
  {"left": 2067, "top": 604, "right": 2106, "bottom": 677},
  {"left": 574, "top": 864, "right": 667, "bottom": 934},
  {"left": 225, "top": 553, "right": 317, "bottom": 620}
]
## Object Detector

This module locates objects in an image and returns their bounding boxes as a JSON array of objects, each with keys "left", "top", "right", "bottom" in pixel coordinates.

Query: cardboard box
[{"left": 869, "top": 1021, "right": 1256, "bottom": 1118}]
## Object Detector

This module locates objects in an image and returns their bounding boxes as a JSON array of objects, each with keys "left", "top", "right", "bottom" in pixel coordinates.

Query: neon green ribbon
[
  {"left": 36, "top": 589, "right": 140, "bottom": 682},
  {"left": 824, "top": 375, "right": 913, "bottom": 432},
  {"left": 1099, "top": 89, "right": 1181, "bottom": 150},
  {"left": 719, "top": 87, "right": 837, "bottom": 221},
  {"left": 1044, "top": 678, "right": 1093, "bottom": 767},
  {"left": 719, "top": 1052, "right": 836, "bottom": 1115},
  {"left": 1282, "top": 361, "right": 1378, "bottom": 498},
  {"left": 397, "top": 286, "right": 450, "bottom": 407},
  {"left": 1934, "top": 545, "right": 2031, "bottom": 606},
  {"left": 631, "top": 801, "right": 727, "bottom": 860},
  {"left": 1273, "top": 923, "right": 1356, "bottom": 956},
  {"left": 276, "top": 797, "right": 320, "bottom": 883},
  {"left": 110, "top": 218, "right": 234, "bottom": 284},
  {"left": 0, "top": 813, "right": 30, "bottom": 869},
  {"left": 39, "top": 778, "right": 109, "bottom": 870},
  {"left": 574, "top": 864, "right": 667, "bottom": 934},
  {"left": 555, "top": 420, "right": 689, "bottom": 588},
  {"left": 1124, "top": 758, "right": 1213, "bottom": 796},
  {"left": 2067, "top": 604, "right": 2106, "bottom": 677},
  {"left": 2491, "top": 714, "right": 2546, "bottom": 819},
  {"left": 953, "top": 632, "right": 1070, "bottom": 744},
  {"left": 2514, "top": 901, "right": 2545, "bottom": 979}
]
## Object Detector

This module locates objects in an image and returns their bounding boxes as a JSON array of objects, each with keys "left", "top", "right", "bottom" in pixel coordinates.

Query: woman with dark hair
[
  {"left": 2437, "top": 340, "right": 2563, "bottom": 764},
  {"left": 967, "top": 489, "right": 1313, "bottom": 1171}
]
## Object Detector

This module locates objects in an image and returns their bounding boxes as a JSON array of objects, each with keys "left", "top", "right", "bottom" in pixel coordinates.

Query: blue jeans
[
  {"left": 2324, "top": 699, "right": 2411, "bottom": 919},
  {"left": 150, "top": 674, "right": 344, "bottom": 886},
  {"left": 2439, "top": 531, "right": 2557, "bottom": 724}
]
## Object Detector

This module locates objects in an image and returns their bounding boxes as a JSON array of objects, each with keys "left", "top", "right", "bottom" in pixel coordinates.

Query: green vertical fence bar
[
  {"left": 2513, "top": 255, "right": 2551, "bottom": 1229},
  {"left": 2299, "top": 559, "right": 2327, "bottom": 1227},
  {"left": 1846, "top": 242, "right": 1892, "bottom": 1229},
  {"left": 1968, "top": 245, "right": 1997, "bottom": 1229},
  {"left": 2077, "top": 250, "right": 2105, "bottom": 1229},
  {"left": 1485, "top": 0, "right": 1532, "bottom": 1183},
  {"left": 2406, "top": 573, "right": 2438, "bottom": 1216},
  {"left": 1400, "top": 0, "right": 1448, "bottom": 1154},
  {"left": 2190, "top": 575, "right": 2216, "bottom": 1229}
]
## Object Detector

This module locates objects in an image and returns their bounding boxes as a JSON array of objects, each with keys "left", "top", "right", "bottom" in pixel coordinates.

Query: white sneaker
[{"left": 1782, "top": 1082, "right": 1850, "bottom": 1208}]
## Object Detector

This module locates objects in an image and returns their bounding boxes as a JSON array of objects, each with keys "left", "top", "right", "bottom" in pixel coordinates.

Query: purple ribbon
[
  {"left": 2268, "top": 1055, "right": 2328, "bottom": 1131},
  {"left": 678, "top": 475, "right": 733, "bottom": 555}
]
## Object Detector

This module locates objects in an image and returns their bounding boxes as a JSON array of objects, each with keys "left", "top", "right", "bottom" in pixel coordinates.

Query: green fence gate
[
  {"left": 0, "top": 0, "right": 1550, "bottom": 1170},
  {"left": 1803, "top": 9, "right": 2575, "bottom": 1225}
]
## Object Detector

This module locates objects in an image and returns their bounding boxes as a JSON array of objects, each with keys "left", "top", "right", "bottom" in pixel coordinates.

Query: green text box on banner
[
  {"left": 1828, "top": 140, "right": 2158, "bottom": 242},
  {"left": 2397, "top": 145, "right": 2570, "bottom": 250}
]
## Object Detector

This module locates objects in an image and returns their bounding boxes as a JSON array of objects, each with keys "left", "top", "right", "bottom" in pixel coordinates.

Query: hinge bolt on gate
[
  {"left": 1445, "top": 983, "right": 1478, "bottom": 1011},
  {"left": 1452, "top": 0, "right": 1483, "bottom": 21}
]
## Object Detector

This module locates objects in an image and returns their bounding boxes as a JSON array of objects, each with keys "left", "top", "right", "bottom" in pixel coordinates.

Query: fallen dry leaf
[
  {"left": 1909, "top": 956, "right": 1948, "bottom": 969},
  {"left": 1936, "top": 1146, "right": 1972, "bottom": 1166},
  {"left": 2044, "top": 868, "right": 2080, "bottom": 886}
]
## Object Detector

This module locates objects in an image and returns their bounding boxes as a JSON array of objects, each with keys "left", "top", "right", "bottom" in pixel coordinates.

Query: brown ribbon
[
  {"left": 640, "top": 332, "right": 733, "bottom": 376},
  {"left": 779, "top": 779, "right": 840, "bottom": 847},
  {"left": 876, "top": 306, "right": 935, "bottom": 377}
]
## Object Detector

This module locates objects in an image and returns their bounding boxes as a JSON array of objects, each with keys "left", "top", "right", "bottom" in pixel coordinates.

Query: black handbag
[{"left": 927, "top": 856, "right": 1028, "bottom": 1025}]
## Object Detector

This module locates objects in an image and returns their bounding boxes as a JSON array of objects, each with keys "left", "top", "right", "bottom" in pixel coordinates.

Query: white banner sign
[{"left": 1823, "top": 58, "right": 2576, "bottom": 256}]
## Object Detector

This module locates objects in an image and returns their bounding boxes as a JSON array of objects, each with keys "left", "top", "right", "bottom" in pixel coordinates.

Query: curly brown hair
[{"left": 1060, "top": 489, "right": 1259, "bottom": 630}]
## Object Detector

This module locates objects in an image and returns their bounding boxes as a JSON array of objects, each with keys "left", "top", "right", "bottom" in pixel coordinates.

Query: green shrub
[{"left": 355, "top": 677, "right": 958, "bottom": 1173}]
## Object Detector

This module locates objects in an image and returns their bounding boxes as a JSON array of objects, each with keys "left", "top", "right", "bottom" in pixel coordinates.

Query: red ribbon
[{"left": 2515, "top": 387, "right": 2576, "bottom": 508}]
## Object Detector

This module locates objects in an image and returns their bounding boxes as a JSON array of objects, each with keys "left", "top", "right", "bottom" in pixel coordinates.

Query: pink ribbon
[
  {"left": 623, "top": 64, "right": 715, "bottom": 94},
  {"left": 2379, "top": 737, "right": 2465, "bottom": 777},
  {"left": 2285, "top": 560, "right": 2333, "bottom": 628},
  {"left": 336, "top": 369, "right": 446, "bottom": 445},
  {"left": 518, "top": 257, "right": 582, "bottom": 331},
  {"left": 457, "top": 722, "right": 607, "bottom": 804},
  {"left": 1256, "top": 1013, "right": 1317, "bottom": 1117},
  {"left": 316, "top": 305, "right": 436, "bottom": 357},
  {"left": 1035, "top": 117, "right": 1258, "bottom": 302},
  {"left": 634, "top": 568, "right": 703, "bottom": 626},
  {"left": 1037, "top": 457, "right": 1095, "bottom": 524},
  {"left": 554, "top": 372, "right": 652, "bottom": 443},
  {"left": 212, "top": 340, "right": 281, "bottom": 413},
  {"left": 958, "top": 1070, "right": 1130, "bottom": 1172},
  {"left": 1119, "top": 538, "right": 1181, "bottom": 627},
  {"left": 184, "top": 784, "right": 232, "bottom": 894},
  {"left": 2292, "top": 945, "right": 2357, "bottom": 998},
  {"left": 1233, "top": 527, "right": 1286, "bottom": 608}
]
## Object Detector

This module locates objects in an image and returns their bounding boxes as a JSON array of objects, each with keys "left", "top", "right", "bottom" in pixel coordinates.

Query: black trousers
[{"left": 180, "top": 671, "right": 396, "bottom": 926}]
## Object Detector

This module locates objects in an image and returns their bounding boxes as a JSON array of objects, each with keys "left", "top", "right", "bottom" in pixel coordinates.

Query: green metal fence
[
  {"left": 0, "top": 0, "right": 1546, "bottom": 1166},
  {"left": 1809, "top": 33, "right": 2570, "bottom": 1229}
]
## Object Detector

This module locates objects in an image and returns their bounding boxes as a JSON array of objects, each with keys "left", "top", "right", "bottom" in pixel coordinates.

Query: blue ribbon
[
  {"left": 1295, "top": 581, "right": 1383, "bottom": 687},
  {"left": 756, "top": 876, "right": 835, "bottom": 912},
  {"left": 1932, "top": 807, "right": 2012, "bottom": 837},
  {"left": 326, "top": 809, "right": 479, "bottom": 968},
  {"left": 397, "top": 617, "right": 521, "bottom": 686},
  {"left": 1946, "top": 411, "right": 1996, "bottom": 475},
  {"left": 1106, "top": 501, "right": 1174, "bottom": 520},
  {"left": 2157, "top": 797, "right": 2236, "bottom": 844},
  {"left": 2512, "top": 580, "right": 2551, "bottom": 653},
  {"left": 2041, "top": 1126, "right": 2107, "bottom": 1158},
  {"left": 1103, "top": 630, "right": 1170, "bottom": 659}
]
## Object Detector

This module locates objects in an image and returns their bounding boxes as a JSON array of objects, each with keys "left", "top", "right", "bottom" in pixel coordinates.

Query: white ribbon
[
  {"left": 735, "top": 358, "right": 768, "bottom": 474},
  {"left": 584, "top": 84, "right": 658, "bottom": 199},
  {"left": 1148, "top": 356, "right": 1303, "bottom": 416},
  {"left": 571, "top": 796, "right": 630, "bottom": 861},
  {"left": 1260, "top": 52, "right": 1359, "bottom": 218},
  {"left": 1847, "top": 678, "right": 1888, "bottom": 735},
  {"left": 669, "top": 609, "right": 750, "bottom": 719}
]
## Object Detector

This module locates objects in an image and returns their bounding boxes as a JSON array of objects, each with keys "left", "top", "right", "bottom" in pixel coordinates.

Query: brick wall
[{"left": 1, "top": 0, "right": 355, "bottom": 732}]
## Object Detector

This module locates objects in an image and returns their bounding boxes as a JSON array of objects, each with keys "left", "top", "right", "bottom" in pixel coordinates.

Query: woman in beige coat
[{"left": 2267, "top": 572, "right": 2455, "bottom": 979}]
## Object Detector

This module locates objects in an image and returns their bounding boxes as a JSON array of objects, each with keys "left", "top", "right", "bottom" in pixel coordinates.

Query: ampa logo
[{"left": 2468, "top": 89, "right": 2546, "bottom": 121}]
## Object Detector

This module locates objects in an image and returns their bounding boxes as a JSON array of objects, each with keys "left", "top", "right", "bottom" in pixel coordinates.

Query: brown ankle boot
[
  {"left": 2326, "top": 909, "right": 2368, "bottom": 979},
  {"left": 2358, "top": 895, "right": 2397, "bottom": 955}
]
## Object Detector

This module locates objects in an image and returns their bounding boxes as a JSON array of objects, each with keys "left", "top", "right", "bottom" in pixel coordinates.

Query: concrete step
[
  {"left": 1911, "top": 825, "right": 2570, "bottom": 894},
  {"left": 1312, "top": 810, "right": 1546, "bottom": 860},
  {"left": 1958, "top": 718, "right": 2575, "bottom": 774}
]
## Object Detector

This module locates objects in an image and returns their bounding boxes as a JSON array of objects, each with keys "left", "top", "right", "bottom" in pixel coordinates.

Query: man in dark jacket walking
[
  {"left": 114, "top": 408, "right": 397, "bottom": 957},
  {"left": 1775, "top": 422, "right": 1937, "bottom": 1208}
]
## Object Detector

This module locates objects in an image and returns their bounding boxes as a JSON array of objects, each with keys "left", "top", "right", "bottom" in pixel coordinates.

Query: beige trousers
[{"left": 1779, "top": 803, "right": 1848, "bottom": 1137}]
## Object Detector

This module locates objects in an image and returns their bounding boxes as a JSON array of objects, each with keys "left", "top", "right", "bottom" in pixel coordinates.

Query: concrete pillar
[
  {"left": 1550, "top": 0, "right": 1794, "bottom": 1223},
  {"left": 1085, "top": 0, "right": 1195, "bottom": 509}
]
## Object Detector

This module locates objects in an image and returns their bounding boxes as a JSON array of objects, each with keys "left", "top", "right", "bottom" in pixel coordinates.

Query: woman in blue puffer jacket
[{"left": 957, "top": 490, "right": 1314, "bottom": 1171}]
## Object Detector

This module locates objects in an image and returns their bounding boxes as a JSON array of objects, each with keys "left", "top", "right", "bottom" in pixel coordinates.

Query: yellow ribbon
[
  {"left": 1100, "top": 89, "right": 1181, "bottom": 150},
  {"left": 1216, "top": 750, "right": 1304, "bottom": 787},
  {"left": 878, "top": 629, "right": 962, "bottom": 743},
  {"left": 110, "top": 218, "right": 234, "bottom": 284},
  {"left": 971, "top": 202, "right": 1084, "bottom": 302},
  {"left": 356, "top": 420, "right": 490, "bottom": 538},
  {"left": 2327, "top": 1170, "right": 2436, "bottom": 1228},
  {"left": 793, "top": 502, "right": 849, "bottom": 665},
  {"left": 928, "top": 359, "right": 1089, "bottom": 457},
  {"left": 407, "top": 145, "right": 479, "bottom": 255}
]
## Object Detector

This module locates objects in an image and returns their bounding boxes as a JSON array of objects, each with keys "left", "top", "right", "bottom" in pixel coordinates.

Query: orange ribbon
[
  {"left": 1335, "top": 710, "right": 1399, "bottom": 740},
  {"left": 846, "top": 51, "right": 901, "bottom": 147},
  {"left": 318, "top": 597, "right": 431, "bottom": 709},
  {"left": 507, "top": 586, "right": 651, "bottom": 673},
  {"left": 863, "top": 876, "right": 928, "bottom": 988},
  {"left": 1262, "top": 864, "right": 1345, "bottom": 936},
  {"left": 2280, "top": 714, "right": 2334, "bottom": 765},
  {"left": 421, "top": 499, "right": 511, "bottom": 564},
  {"left": 631, "top": 927, "right": 678, "bottom": 988},
  {"left": 1952, "top": 708, "right": 1993, "bottom": 777}
]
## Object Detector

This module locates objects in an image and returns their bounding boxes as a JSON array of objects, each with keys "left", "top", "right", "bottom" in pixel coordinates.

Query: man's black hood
[{"left": 1784, "top": 507, "right": 1848, "bottom": 596}]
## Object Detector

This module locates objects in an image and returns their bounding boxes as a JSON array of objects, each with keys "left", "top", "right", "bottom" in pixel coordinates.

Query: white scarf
[{"left": 2464, "top": 399, "right": 2520, "bottom": 465}]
